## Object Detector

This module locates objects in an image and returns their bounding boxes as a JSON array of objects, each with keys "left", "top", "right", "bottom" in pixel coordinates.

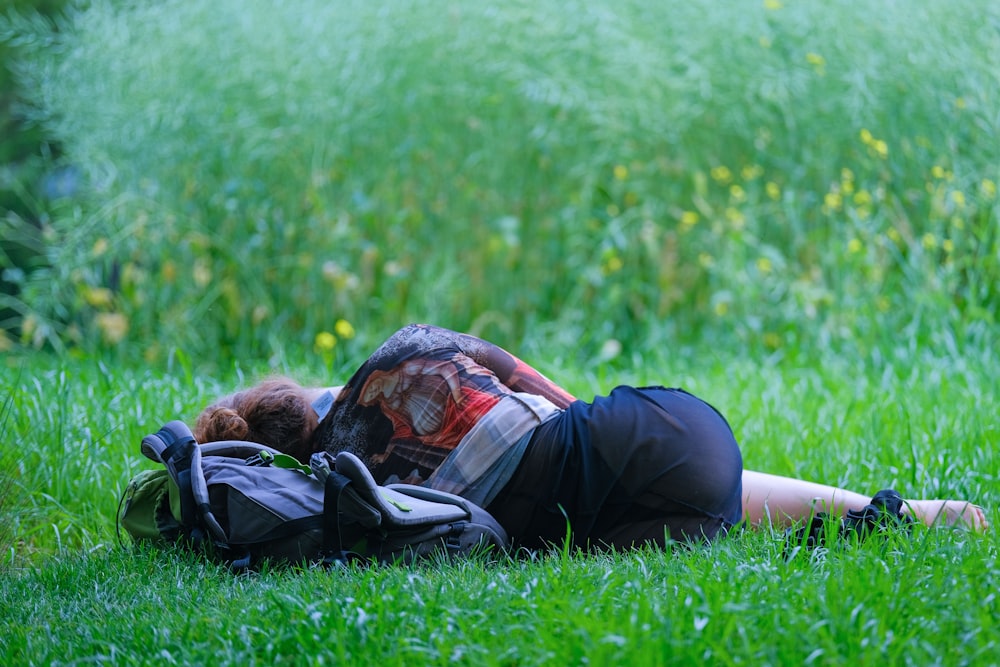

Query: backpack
[{"left": 118, "top": 420, "right": 510, "bottom": 570}]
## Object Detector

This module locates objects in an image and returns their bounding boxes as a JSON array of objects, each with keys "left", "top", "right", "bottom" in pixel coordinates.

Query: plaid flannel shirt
[{"left": 424, "top": 391, "right": 561, "bottom": 507}]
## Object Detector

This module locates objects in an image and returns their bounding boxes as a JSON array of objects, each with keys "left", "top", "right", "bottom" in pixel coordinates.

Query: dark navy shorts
[{"left": 485, "top": 386, "right": 744, "bottom": 550}]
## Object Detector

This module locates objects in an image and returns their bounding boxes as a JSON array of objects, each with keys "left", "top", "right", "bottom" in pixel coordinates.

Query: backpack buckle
[
  {"left": 245, "top": 451, "right": 274, "bottom": 467},
  {"left": 445, "top": 523, "right": 465, "bottom": 551}
]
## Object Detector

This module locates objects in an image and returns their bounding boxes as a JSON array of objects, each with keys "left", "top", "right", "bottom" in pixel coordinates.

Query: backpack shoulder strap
[
  {"left": 199, "top": 440, "right": 284, "bottom": 459},
  {"left": 334, "top": 452, "right": 468, "bottom": 527},
  {"left": 140, "top": 421, "right": 227, "bottom": 543}
]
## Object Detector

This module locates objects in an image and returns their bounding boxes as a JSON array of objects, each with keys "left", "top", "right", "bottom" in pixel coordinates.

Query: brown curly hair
[{"left": 193, "top": 378, "right": 319, "bottom": 463}]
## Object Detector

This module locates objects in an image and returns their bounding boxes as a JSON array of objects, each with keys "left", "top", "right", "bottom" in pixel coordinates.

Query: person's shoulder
[
  {"left": 368, "top": 324, "right": 457, "bottom": 364},
  {"left": 386, "top": 323, "right": 431, "bottom": 341},
  {"left": 388, "top": 323, "right": 462, "bottom": 341},
  {"left": 388, "top": 323, "right": 434, "bottom": 337}
]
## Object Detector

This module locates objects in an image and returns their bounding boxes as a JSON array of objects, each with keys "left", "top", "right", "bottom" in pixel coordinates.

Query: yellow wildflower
[
  {"left": 859, "top": 129, "right": 888, "bottom": 157},
  {"left": 943, "top": 239, "right": 955, "bottom": 253},
  {"left": 710, "top": 166, "right": 732, "bottom": 184},
  {"left": 765, "top": 181, "right": 781, "bottom": 201},
  {"left": 83, "top": 286, "right": 113, "bottom": 308},
  {"left": 756, "top": 257, "right": 773, "bottom": 274},
  {"left": 853, "top": 190, "right": 872, "bottom": 207},
  {"left": 847, "top": 238, "right": 863, "bottom": 254},
  {"left": 824, "top": 192, "right": 842, "bottom": 211},
  {"left": 921, "top": 233, "right": 938, "bottom": 250},
  {"left": 96, "top": 312, "right": 129, "bottom": 345},
  {"left": 729, "top": 184, "right": 746, "bottom": 202},
  {"left": 698, "top": 252, "right": 715, "bottom": 268},
  {"left": 931, "top": 165, "right": 946, "bottom": 180},
  {"left": 92, "top": 238, "right": 109, "bottom": 256},
  {"left": 613, "top": 165, "right": 628, "bottom": 181},
  {"left": 806, "top": 52, "right": 826, "bottom": 74},
  {"left": 333, "top": 318, "right": 355, "bottom": 340},
  {"left": 741, "top": 165, "right": 764, "bottom": 180},
  {"left": 680, "top": 211, "right": 700, "bottom": 228},
  {"left": 714, "top": 301, "right": 729, "bottom": 317},
  {"left": 950, "top": 191, "right": 966, "bottom": 208},
  {"left": 763, "top": 0, "right": 782, "bottom": 10},
  {"left": 981, "top": 179, "right": 997, "bottom": 198},
  {"left": 315, "top": 331, "right": 337, "bottom": 352}
]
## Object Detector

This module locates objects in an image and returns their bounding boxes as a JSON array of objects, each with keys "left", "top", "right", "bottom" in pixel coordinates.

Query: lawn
[{"left": 2, "top": 348, "right": 997, "bottom": 664}]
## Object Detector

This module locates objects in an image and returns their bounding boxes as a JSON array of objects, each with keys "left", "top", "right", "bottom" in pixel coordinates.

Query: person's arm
[{"left": 742, "top": 469, "right": 988, "bottom": 531}]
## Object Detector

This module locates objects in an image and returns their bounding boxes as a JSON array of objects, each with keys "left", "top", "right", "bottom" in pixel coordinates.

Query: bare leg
[
  {"left": 742, "top": 470, "right": 988, "bottom": 531},
  {"left": 742, "top": 470, "right": 870, "bottom": 526}
]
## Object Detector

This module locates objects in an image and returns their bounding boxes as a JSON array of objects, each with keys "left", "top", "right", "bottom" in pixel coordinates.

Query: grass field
[
  {"left": 1, "top": 0, "right": 998, "bottom": 664},
  {"left": 1, "top": 531, "right": 997, "bottom": 665},
  {"left": 2, "top": 346, "right": 997, "bottom": 664}
]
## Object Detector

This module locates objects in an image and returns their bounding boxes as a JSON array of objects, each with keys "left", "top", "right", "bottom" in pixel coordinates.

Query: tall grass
[{"left": 2, "top": 0, "right": 997, "bottom": 365}]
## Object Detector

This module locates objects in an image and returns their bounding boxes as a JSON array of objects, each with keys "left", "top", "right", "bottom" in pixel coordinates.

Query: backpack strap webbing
[
  {"left": 141, "top": 421, "right": 228, "bottom": 545},
  {"left": 321, "top": 470, "right": 356, "bottom": 566},
  {"left": 143, "top": 422, "right": 199, "bottom": 536}
]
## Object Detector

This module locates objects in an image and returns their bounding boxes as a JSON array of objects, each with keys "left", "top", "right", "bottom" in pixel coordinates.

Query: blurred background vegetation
[
  {"left": 1, "top": 0, "right": 998, "bottom": 370},
  {"left": 1, "top": 0, "right": 69, "bottom": 346}
]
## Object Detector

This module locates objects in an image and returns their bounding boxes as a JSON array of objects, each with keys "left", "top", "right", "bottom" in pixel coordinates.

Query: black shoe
[
  {"left": 784, "top": 489, "right": 914, "bottom": 556},
  {"left": 841, "top": 488, "right": 913, "bottom": 540}
]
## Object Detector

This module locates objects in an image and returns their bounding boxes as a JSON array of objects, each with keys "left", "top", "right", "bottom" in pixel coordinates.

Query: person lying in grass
[{"left": 195, "top": 324, "right": 988, "bottom": 550}]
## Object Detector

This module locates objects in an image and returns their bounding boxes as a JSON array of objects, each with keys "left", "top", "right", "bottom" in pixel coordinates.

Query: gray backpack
[{"left": 118, "top": 421, "right": 510, "bottom": 570}]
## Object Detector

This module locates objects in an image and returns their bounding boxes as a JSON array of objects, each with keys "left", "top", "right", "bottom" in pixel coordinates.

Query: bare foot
[{"left": 903, "top": 500, "right": 989, "bottom": 532}]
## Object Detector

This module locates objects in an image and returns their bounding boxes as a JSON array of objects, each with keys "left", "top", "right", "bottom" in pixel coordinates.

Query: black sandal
[{"left": 784, "top": 489, "right": 914, "bottom": 556}]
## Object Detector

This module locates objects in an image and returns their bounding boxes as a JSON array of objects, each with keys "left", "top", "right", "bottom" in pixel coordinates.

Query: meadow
[
  {"left": 1, "top": 0, "right": 998, "bottom": 664},
  {"left": 2, "top": 351, "right": 997, "bottom": 664}
]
